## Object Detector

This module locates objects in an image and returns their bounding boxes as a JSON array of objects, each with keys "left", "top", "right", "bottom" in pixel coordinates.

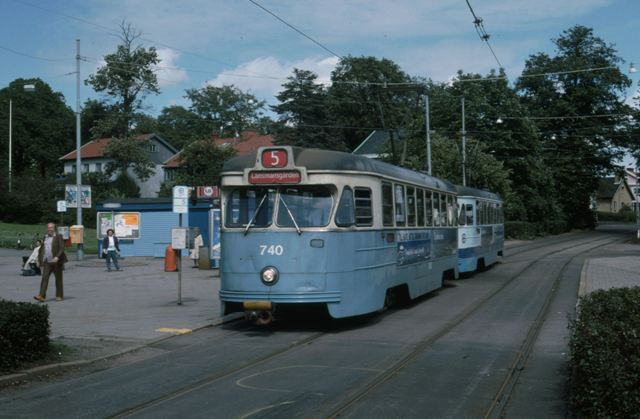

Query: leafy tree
[
  {"left": 86, "top": 21, "right": 161, "bottom": 138},
  {"left": 185, "top": 85, "right": 265, "bottom": 137},
  {"left": 328, "top": 56, "right": 419, "bottom": 151},
  {"left": 272, "top": 68, "right": 343, "bottom": 150},
  {"left": 516, "top": 25, "right": 634, "bottom": 228},
  {"left": 156, "top": 105, "right": 208, "bottom": 149},
  {"left": 102, "top": 137, "right": 155, "bottom": 182},
  {"left": 0, "top": 78, "right": 74, "bottom": 178},
  {"left": 81, "top": 99, "right": 111, "bottom": 141}
]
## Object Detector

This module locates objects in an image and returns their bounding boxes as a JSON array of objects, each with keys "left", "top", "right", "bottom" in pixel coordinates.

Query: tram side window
[
  {"left": 446, "top": 195, "right": 454, "bottom": 226},
  {"left": 395, "top": 184, "right": 406, "bottom": 226},
  {"left": 382, "top": 183, "right": 394, "bottom": 226},
  {"left": 225, "top": 187, "right": 274, "bottom": 228},
  {"left": 476, "top": 201, "right": 480, "bottom": 226},
  {"left": 335, "top": 187, "right": 355, "bottom": 227},
  {"left": 465, "top": 204, "right": 474, "bottom": 225},
  {"left": 416, "top": 189, "right": 425, "bottom": 226},
  {"left": 440, "top": 193, "right": 447, "bottom": 226},
  {"left": 407, "top": 187, "right": 416, "bottom": 227},
  {"left": 425, "top": 191, "right": 433, "bottom": 226},
  {"left": 458, "top": 203, "right": 466, "bottom": 226},
  {"left": 354, "top": 188, "right": 373, "bottom": 226},
  {"left": 433, "top": 193, "right": 440, "bottom": 226}
]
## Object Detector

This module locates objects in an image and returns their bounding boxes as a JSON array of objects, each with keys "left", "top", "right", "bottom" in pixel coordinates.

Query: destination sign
[{"left": 249, "top": 170, "right": 301, "bottom": 184}]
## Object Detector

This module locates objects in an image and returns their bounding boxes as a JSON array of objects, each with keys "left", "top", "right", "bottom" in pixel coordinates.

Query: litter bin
[
  {"left": 164, "top": 245, "right": 179, "bottom": 272},
  {"left": 198, "top": 247, "right": 210, "bottom": 269}
]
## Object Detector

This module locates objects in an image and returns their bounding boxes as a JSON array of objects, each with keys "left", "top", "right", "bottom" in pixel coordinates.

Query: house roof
[
  {"left": 597, "top": 177, "right": 635, "bottom": 201},
  {"left": 59, "top": 133, "right": 176, "bottom": 161},
  {"left": 352, "top": 129, "right": 406, "bottom": 157},
  {"left": 163, "top": 130, "right": 275, "bottom": 169},
  {"left": 213, "top": 130, "right": 274, "bottom": 154}
]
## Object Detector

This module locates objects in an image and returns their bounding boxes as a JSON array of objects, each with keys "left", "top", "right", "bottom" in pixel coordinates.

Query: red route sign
[
  {"left": 261, "top": 149, "right": 288, "bottom": 168},
  {"left": 249, "top": 171, "right": 301, "bottom": 184}
]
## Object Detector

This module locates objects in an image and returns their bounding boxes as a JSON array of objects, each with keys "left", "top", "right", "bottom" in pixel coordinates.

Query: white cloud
[
  {"left": 154, "top": 48, "right": 188, "bottom": 87},
  {"left": 205, "top": 56, "right": 339, "bottom": 97}
]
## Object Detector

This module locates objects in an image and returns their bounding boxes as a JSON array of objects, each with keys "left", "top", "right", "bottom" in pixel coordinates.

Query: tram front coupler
[{"left": 243, "top": 300, "right": 275, "bottom": 325}]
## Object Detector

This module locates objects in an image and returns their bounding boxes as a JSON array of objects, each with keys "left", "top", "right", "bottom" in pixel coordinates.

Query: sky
[{"left": 1, "top": 0, "right": 639, "bottom": 120}]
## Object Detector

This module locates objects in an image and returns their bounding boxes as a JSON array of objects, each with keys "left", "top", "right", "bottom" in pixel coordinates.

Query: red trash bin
[{"left": 164, "top": 245, "right": 179, "bottom": 272}]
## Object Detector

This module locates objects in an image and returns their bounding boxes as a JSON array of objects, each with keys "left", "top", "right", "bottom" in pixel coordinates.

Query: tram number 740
[{"left": 260, "top": 245, "right": 284, "bottom": 256}]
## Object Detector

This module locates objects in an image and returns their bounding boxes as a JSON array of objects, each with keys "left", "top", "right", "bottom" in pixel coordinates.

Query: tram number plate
[{"left": 260, "top": 245, "right": 284, "bottom": 256}]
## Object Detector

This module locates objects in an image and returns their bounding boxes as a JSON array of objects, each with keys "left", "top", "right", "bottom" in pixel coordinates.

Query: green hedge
[
  {"left": 597, "top": 210, "right": 637, "bottom": 223},
  {"left": 0, "top": 300, "right": 50, "bottom": 371},
  {"left": 569, "top": 287, "right": 640, "bottom": 418},
  {"left": 504, "top": 221, "right": 540, "bottom": 239}
]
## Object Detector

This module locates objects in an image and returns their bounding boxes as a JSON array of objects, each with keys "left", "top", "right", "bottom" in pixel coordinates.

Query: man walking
[{"left": 34, "top": 222, "right": 68, "bottom": 302}]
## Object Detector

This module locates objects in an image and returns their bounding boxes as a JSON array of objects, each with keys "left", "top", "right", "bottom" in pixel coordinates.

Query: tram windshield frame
[{"left": 225, "top": 185, "right": 334, "bottom": 229}]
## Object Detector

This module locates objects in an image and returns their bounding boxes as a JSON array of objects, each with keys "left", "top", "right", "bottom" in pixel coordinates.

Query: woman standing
[{"left": 102, "top": 229, "right": 121, "bottom": 271}]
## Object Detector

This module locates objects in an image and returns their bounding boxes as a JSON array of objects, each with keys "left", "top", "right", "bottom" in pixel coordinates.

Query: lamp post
[{"left": 75, "top": 39, "right": 84, "bottom": 261}]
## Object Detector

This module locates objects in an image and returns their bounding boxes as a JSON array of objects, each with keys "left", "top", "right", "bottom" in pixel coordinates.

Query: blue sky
[{"left": 1, "top": 0, "right": 639, "bottom": 118}]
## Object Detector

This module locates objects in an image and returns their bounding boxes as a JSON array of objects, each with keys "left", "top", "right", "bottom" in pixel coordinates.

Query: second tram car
[
  {"left": 456, "top": 186, "right": 504, "bottom": 273},
  {"left": 219, "top": 146, "right": 459, "bottom": 322}
]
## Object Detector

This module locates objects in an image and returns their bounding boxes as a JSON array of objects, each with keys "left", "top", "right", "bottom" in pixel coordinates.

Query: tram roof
[
  {"left": 456, "top": 185, "right": 502, "bottom": 201},
  {"left": 222, "top": 147, "right": 457, "bottom": 192}
]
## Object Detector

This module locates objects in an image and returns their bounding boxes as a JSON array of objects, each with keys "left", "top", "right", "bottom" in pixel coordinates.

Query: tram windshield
[
  {"left": 225, "top": 186, "right": 333, "bottom": 229},
  {"left": 277, "top": 186, "right": 332, "bottom": 228}
]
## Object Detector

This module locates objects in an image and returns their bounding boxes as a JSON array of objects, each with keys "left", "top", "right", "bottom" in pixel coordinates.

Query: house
[
  {"left": 163, "top": 130, "right": 275, "bottom": 181},
  {"left": 352, "top": 129, "right": 407, "bottom": 160},
  {"left": 616, "top": 167, "right": 638, "bottom": 209},
  {"left": 596, "top": 177, "right": 635, "bottom": 213},
  {"left": 60, "top": 133, "right": 177, "bottom": 198}
]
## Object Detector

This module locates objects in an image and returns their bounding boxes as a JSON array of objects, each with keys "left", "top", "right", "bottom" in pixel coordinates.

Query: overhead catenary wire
[
  {"left": 464, "top": 0, "right": 503, "bottom": 69},
  {"left": 246, "top": 0, "right": 343, "bottom": 60}
]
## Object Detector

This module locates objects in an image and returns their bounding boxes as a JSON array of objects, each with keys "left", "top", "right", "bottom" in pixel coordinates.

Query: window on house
[
  {"left": 96, "top": 163, "right": 102, "bottom": 172},
  {"left": 71, "top": 164, "right": 76, "bottom": 173},
  {"left": 148, "top": 144, "right": 158, "bottom": 153},
  {"left": 83, "top": 164, "right": 90, "bottom": 173}
]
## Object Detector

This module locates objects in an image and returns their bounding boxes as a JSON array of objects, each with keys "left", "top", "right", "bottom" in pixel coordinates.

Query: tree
[
  {"left": 272, "top": 68, "right": 343, "bottom": 149},
  {"left": 185, "top": 85, "right": 265, "bottom": 137},
  {"left": 156, "top": 105, "right": 208, "bottom": 149},
  {"left": 516, "top": 25, "right": 634, "bottom": 228},
  {"left": 102, "top": 137, "right": 156, "bottom": 182},
  {"left": 86, "top": 21, "right": 161, "bottom": 138},
  {"left": 0, "top": 78, "right": 74, "bottom": 178},
  {"left": 81, "top": 99, "right": 112, "bottom": 141},
  {"left": 328, "top": 56, "right": 419, "bottom": 151},
  {"left": 159, "top": 140, "right": 237, "bottom": 195}
]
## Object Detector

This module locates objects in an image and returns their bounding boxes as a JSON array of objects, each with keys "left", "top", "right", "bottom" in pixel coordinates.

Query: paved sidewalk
[
  {"left": 0, "top": 248, "right": 224, "bottom": 341},
  {"left": 579, "top": 241, "right": 640, "bottom": 296}
]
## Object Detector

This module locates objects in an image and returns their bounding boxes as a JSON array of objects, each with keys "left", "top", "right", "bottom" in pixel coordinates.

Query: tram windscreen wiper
[
  {"left": 279, "top": 195, "right": 302, "bottom": 235},
  {"left": 244, "top": 193, "right": 269, "bottom": 236}
]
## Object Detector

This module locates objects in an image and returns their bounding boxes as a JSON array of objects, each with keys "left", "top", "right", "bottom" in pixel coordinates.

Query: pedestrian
[
  {"left": 101, "top": 228, "right": 121, "bottom": 271},
  {"left": 189, "top": 227, "right": 203, "bottom": 267},
  {"left": 34, "top": 223, "right": 68, "bottom": 302}
]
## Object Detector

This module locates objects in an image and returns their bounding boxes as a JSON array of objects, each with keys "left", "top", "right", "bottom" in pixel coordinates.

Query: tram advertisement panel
[{"left": 397, "top": 230, "right": 431, "bottom": 266}]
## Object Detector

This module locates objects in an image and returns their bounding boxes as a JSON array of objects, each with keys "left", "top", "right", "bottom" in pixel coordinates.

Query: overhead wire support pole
[
  {"left": 8, "top": 99, "right": 11, "bottom": 192},
  {"left": 75, "top": 39, "right": 84, "bottom": 261},
  {"left": 462, "top": 97, "right": 466, "bottom": 187},
  {"left": 424, "top": 94, "right": 432, "bottom": 175}
]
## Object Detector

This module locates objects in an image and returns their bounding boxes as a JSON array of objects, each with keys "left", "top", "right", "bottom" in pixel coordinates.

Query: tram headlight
[{"left": 260, "top": 266, "right": 279, "bottom": 285}]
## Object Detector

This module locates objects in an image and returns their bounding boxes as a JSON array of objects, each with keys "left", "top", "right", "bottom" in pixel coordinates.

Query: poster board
[
  {"left": 65, "top": 185, "right": 92, "bottom": 208},
  {"left": 97, "top": 212, "right": 141, "bottom": 239}
]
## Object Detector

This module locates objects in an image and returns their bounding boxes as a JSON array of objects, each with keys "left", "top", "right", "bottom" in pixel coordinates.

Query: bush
[
  {"left": 569, "top": 287, "right": 640, "bottom": 418},
  {"left": 504, "top": 221, "right": 539, "bottom": 239},
  {"left": 0, "top": 299, "right": 50, "bottom": 371},
  {"left": 597, "top": 210, "right": 636, "bottom": 223}
]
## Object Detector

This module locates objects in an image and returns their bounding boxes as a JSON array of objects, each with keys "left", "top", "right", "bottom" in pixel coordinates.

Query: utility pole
[
  {"left": 75, "top": 39, "right": 84, "bottom": 261},
  {"left": 8, "top": 99, "right": 11, "bottom": 192},
  {"left": 424, "top": 95, "right": 432, "bottom": 175},
  {"left": 461, "top": 97, "right": 466, "bottom": 187}
]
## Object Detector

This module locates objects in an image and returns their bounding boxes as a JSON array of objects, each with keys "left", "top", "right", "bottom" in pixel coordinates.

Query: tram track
[
  {"left": 108, "top": 329, "right": 328, "bottom": 418},
  {"left": 324, "top": 234, "right": 621, "bottom": 418},
  {"left": 92, "top": 234, "right": 618, "bottom": 418}
]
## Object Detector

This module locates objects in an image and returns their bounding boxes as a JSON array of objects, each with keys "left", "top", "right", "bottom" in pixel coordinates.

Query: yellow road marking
[{"left": 155, "top": 327, "right": 192, "bottom": 334}]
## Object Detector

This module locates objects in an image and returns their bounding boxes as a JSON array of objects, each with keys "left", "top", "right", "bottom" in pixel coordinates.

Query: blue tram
[
  {"left": 456, "top": 186, "right": 504, "bottom": 273},
  {"left": 219, "top": 146, "right": 460, "bottom": 322}
]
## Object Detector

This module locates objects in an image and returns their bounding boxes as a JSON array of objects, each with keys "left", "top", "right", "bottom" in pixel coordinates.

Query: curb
[
  {"left": 0, "top": 314, "right": 243, "bottom": 387},
  {"left": 578, "top": 258, "right": 590, "bottom": 298}
]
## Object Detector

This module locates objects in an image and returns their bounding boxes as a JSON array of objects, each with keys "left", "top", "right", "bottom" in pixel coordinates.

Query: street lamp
[{"left": 7, "top": 83, "right": 35, "bottom": 193}]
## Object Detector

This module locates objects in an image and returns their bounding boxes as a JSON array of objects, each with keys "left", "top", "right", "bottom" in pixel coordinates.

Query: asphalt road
[{"left": 0, "top": 229, "right": 629, "bottom": 418}]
